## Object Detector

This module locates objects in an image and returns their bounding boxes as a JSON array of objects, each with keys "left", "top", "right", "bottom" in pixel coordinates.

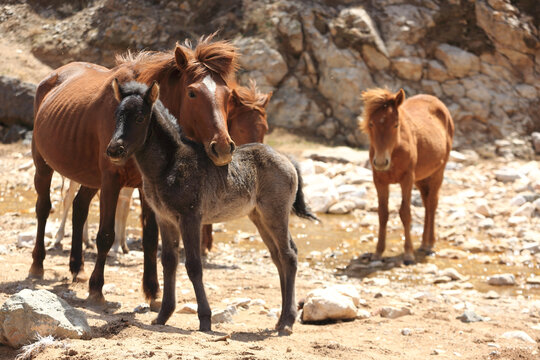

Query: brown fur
[{"left": 361, "top": 88, "right": 454, "bottom": 264}]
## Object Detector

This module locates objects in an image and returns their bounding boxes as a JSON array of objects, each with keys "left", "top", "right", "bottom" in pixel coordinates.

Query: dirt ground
[{"left": 0, "top": 139, "right": 538, "bottom": 360}]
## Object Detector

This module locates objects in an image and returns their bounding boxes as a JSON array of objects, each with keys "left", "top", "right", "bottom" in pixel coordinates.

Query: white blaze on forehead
[{"left": 202, "top": 75, "right": 217, "bottom": 98}]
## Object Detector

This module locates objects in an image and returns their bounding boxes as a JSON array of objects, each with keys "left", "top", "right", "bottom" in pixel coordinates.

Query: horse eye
[
  {"left": 394, "top": 123, "right": 399, "bottom": 128},
  {"left": 369, "top": 122, "right": 373, "bottom": 128},
  {"left": 188, "top": 90, "right": 196, "bottom": 98}
]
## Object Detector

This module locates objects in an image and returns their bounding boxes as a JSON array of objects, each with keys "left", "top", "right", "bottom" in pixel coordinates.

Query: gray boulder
[
  {"left": 0, "top": 289, "right": 91, "bottom": 348},
  {"left": 0, "top": 76, "right": 36, "bottom": 129}
]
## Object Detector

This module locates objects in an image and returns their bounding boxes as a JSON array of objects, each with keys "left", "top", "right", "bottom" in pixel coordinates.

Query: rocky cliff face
[{"left": 0, "top": 0, "right": 538, "bottom": 149}]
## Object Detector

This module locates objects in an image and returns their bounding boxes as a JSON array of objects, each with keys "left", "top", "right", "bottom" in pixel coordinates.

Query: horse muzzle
[
  {"left": 207, "top": 139, "right": 236, "bottom": 166},
  {"left": 372, "top": 157, "right": 391, "bottom": 172},
  {"left": 106, "top": 142, "right": 128, "bottom": 164}
]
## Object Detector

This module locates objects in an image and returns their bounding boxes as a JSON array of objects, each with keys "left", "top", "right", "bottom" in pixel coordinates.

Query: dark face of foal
[
  {"left": 368, "top": 89, "right": 404, "bottom": 172},
  {"left": 107, "top": 80, "right": 158, "bottom": 165}
]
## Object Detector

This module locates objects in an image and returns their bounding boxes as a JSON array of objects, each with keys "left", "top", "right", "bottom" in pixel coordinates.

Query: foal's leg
[
  {"left": 54, "top": 179, "right": 79, "bottom": 249},
  {"left": 29, "top": 144, "right": 54, "bottom": 278},
  {"left": 70, "top": 185, "right": 98, "bottom": 281},
  {"left": 87, "top": 175, "right": 121, "bottom": 305},
  {"left": 112, "top": 187, "right": 134, "bottom": 254},
  {"left": 179, "top": 214, "right": 211, "bottom": 331},
  {"left": 139, "top": 190, "right": 160, "bottom": 310},
  {"left": 153, "top": 219, "right": 180, "bottom": 325},
  {"left": 399, "top": 175, "right": 415, "bottom": 265},
  {"left": 373, "top": 180, "right": 389, "bottom": 261},
  {"left": 250, "top": 209, "right": 298, "bottom": 333},
  {"left": 416, "top": 179, "right": 432, "bottom": 253}
]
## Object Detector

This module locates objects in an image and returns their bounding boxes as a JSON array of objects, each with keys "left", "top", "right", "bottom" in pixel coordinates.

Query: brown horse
[
  {"left": 201, "top": 80, "right": 272, "bottom": 253},
  {"left": 361, "top": 88, "right": 454, "bottom": 264},
  {"left": 30, "top": 36, "right": 238, "bottom": 307}
]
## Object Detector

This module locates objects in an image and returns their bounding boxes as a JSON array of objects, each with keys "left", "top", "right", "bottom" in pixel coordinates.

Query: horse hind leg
[
  {"left": 54, "top": 179, "right": 80, "bottom": 249},
  {"left": 112, "top": 187, "right": 134, "bottom": 254},
  {"left": 249, "top": 208, "right": 297, "bottom": 334},
  {"left": 29, "top": 144, "right": 54, "bottom": 278},
  {"left": 418, "top": 168, "right": 445, "bottom": 254}
]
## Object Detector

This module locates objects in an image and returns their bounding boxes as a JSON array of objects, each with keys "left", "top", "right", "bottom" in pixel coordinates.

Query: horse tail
[
  {"left": 290, "top": 158, "right": 320, "bottom": 222},
  {"left": 34, "top": 72, "right": 59, "bottom": 117}
]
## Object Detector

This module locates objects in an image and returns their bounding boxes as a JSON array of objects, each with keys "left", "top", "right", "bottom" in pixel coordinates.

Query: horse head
[
  {"left": 361, "top": 88, "right": 405, "bottom": 172},
  {"left": 107, "top": 79, "right": 159, "bottom": 165},
  {"left": 228, "top": 80, "right": 272, "bottom": 144}
]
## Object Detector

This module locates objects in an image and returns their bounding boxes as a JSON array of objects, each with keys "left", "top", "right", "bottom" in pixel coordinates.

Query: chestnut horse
[
  {"left": 361, "top": 88, "right": 454, "bottom": 264},
  {"left": 31, "top": 36, "right": 238, "bottom": 307},
  {"left": 201, "top": 80, "right": 272, "bottom": 253}
]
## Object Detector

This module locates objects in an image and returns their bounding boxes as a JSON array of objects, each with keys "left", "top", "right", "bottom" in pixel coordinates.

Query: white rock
[
  {"left": 533, "top": 198, "right": 540, "bottom": 212},
  {"left": 133, "top": 303, "right": 150, "bottom": 314},
  {"left": 475, "top": 199, "right": 492, "bottom": 217},
  {"left": 302, "top": 286, "right": 359, "bottom": 322},
  {"left": 487, "top": 274, "right": 516, "bottom": 286},
  {"left": 17, "top": 233, "right": 35, "bottom": 248},
  {"left": 299, "top": 159, "right": 315, "bottom": 176},
  {"left": 211, "top": 308, "right": 235, "bottom": 324},
  {"left": 328, "top": 200, "right": 356, "bottom": 214},
  {"left": 0, "top": 289, "right": 91, "bottom": 348},
  {"left": 512, "top": 202, "right": 535, "bottom": 218},
  {"left": 439, "top": 268, "right": 466, "bottom": 281},
  {"left": 510, "top": 195, "right": 527, "bottom": 207},
  {"left": 494, "top": 168, "right": 521, "bottom": 182},
  {"left": 379, "top": 307, "right": 412, "bottom": 319},
  {"left": 479, "top": 218, "right": 495, "bottom": 229},
  {"left": 508, "top": 216, "right": 528, "bottom": 226},
  {"left": 356, "top": 309, "right": 371, "bottom": 320},
  {"left": 500, "top": 331, "right": 536, "bottom": 344},
  {"left": 102, "top": 284, "right": 116, "bottom": 295},
  {"left": 449, "top": 150, "right": 467, "bottom": 163}
]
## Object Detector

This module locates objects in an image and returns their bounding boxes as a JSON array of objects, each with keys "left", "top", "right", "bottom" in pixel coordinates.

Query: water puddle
[{"left": 3, "top": 182, "right": 539, "bottom": 298}]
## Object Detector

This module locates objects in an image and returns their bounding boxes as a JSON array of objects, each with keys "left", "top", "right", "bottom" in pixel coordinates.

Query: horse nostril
[
  {"left": 210, "top": 142, "right": 219, "bottom": 158},
  {"left": 385, "top": 158, "right": 389, "bottom": 166},
  {"left": 229, "top": 141, "right": 236, "bottom": 154}
]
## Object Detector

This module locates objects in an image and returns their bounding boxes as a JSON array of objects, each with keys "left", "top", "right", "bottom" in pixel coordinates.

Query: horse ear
[
  {"left": 231, "top": 88, "right": 243, "bottom": 106},
  {"left": 262, "top": 91, "right": 272, "bottom": 108},
  {"left": 174, "top": 45, "right": 189, "bottom": 70},
  {"left": 395, "top": 88, "right": 405, "bottom": 108},
  {"left": 145, "top": 81, "right": 160, "bottom": 105},
  {"left": 111, "top": 78, "right": 122, "bottom": 102}
]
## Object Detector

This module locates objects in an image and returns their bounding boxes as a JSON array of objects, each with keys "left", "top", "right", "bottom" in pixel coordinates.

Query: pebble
[
  {"left": 102, "top": 284, "right": 117, "bottom": 295},
  {"left": 431, "top": 349, "right": 446, "bottom": 355},
  {"left": 439, "top": 268, "right": 466, "bottom": 281},
  {"left": 487, "top": 274, "right": 516, "bottom": 286},
  {"left": 500, "top": 330, "right": 536, "bottom": 344},
  {"left": 510, "top": 195, "right": 527, "bottom": 207},
  {"left": 212, "top": 307, "right": 236, "bottom": 324},
  {"left": 401, "top": 328, "right": 412, "bottom": 336},
  {"left": 512, "top": 202, "right": 535, "bottom": 218},
  {"left": 526, "top": 276, "right": 540, "bottom": 285},
  {"left": 133, "top": 303, "right": 150, "bottom": 314},
  {"left": 379, "top": 307, "right": 412, "bottom": 319},
  {"left": 494, "top": 168, "right": 521, "bottom": 182},
  {"left": 456, "top": 310, "right": 486, "bottom": 323},
  {"left": 356, "top": 309, "right": 371, "bottom": 320},
  {"left": 484, "top": 291, "right": 500, "bottom": 299},
  {"left": 177, "top": 303, "right": 198, "bottom": 314},
  {"left": 475, "top": 199, "right": 492, "bottom": 217}
]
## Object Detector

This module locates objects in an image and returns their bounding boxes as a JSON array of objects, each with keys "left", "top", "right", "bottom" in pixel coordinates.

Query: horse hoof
[
  {"left": 151, "top": 316, "right": 166, "bottom": 326},
  {"left": 403, "top": 259, "right": 415, "bottom": 266},
  {"left": 199, "top": 322, "right": 211, "bottom": 332},
  {"left": 28, "top": 265, "right": 44, "bottom": 279},
  {"left": 277, "top": 325, "right": 293, "bottom": 336},
  {"left": 122, "top": 247, "right": 130, "bottom": 254},
  {"left": 149, "top": 299, "right": 162, "bottom": 312},
  {"left": 86, "top": 293, "right": 106, "bottom": 307},
  {"left": 72, "top": 270, "right": 89, "bottom": 283}
]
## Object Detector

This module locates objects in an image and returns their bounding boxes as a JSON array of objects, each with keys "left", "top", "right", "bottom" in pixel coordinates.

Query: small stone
[
  {"left": 484, "top": 291, "right": 500, "bottom": 299},
  {"left": 508, "top": 216, "right": 527, "bottom": 226},
  {"left": 177, "top": 303, "right": 198, "bottom": 314},
  {"left": 510, "top": 195, "right": 527, "bottom": 207},
  {"left": 500, "top": 331, "right": 536, "bottom": 344},
  {"left": 526, "top": 276, "right": 540, "bottom": 285},
  {"left": 512, "top": 203, "right": 535, "bottom": 218},
  {"left": 494, "top": 168, "right": 521, "bottom": 182},
  {"left": 431, "top": 348, "right": 446, "bottom": 355},
  {"left": 302, "top": 286, "right": 359, "bottom": 322},
  {"left": 401, "top": 328, "right": 412, "bottom": 336},
  {"left": 102, "top": 284, "right": 117, "bottom": 295},
  {"left": 379, "top": 307, "right": 412, "bottom": 319},
  {"left": 439, "top": 268, "right": 466, "bottom": 281},
  {"left": 457, "top": 310, "right": 486, "bottom": 323},
  {"left": 475, "top": 199, "right": 492, "bottom": 217},
  {"left": 17, "top": 233, "right": 35, "bottom": 248},
  {"left": 487, "top": 274, "right": 516, "bottom": 286},
  {"left": 212, "top": 308, "right": 234, "bottom": 324},
  {"left": 478, "top": 218, "right": 494, "bottom": 229},
  {"left": 133, "top": 303, "right": 150, "bottom": 314},
  {"left": 356, "top": 309, "right": 371, "bottom": 320}
]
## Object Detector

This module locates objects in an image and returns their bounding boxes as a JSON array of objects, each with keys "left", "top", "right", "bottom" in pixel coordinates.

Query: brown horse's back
[
  {"left": 33, "top": 62, "right": 140, "bottom": 188},
  {"left": 401, "top": 94, "right": 454, "bottom": 181}
]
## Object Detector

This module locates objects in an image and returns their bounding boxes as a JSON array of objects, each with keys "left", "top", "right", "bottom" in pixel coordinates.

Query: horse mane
[
  {"left": 360, "top": 88, "right": 397, "bottom": 133},
  {"left": 115, "top": 33, "right": 238, "bottom": 83},
  {"left": 233, "top": 80, "right": 269, "bottom": 114}
]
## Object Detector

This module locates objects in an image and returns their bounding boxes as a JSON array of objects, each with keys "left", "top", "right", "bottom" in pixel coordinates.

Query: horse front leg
[
  {"left": 399, "top": 175, "right": 414, "bottom": 265},
  {"left": 87, "top": 175, "right": 121, "bottom": 305},
  {"left": 373, "top": 180, "right": 389, "bottom": 261},
  {"left": 153, "top": 219, "right": 180, "bottom": 325},
  {"left": 140, "top": 190, "right": 160, "bottom": 311},
  {"left": 180, "top": 214, "right": 211, "bottom": 331},
  {"left": 70, "top": 185, "right": 98, "bottom": 282}
]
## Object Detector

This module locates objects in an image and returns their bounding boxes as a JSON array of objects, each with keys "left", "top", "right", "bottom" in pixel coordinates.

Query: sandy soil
[{"left": 0, "top": 140, "right": 538, "bottom": 360}]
